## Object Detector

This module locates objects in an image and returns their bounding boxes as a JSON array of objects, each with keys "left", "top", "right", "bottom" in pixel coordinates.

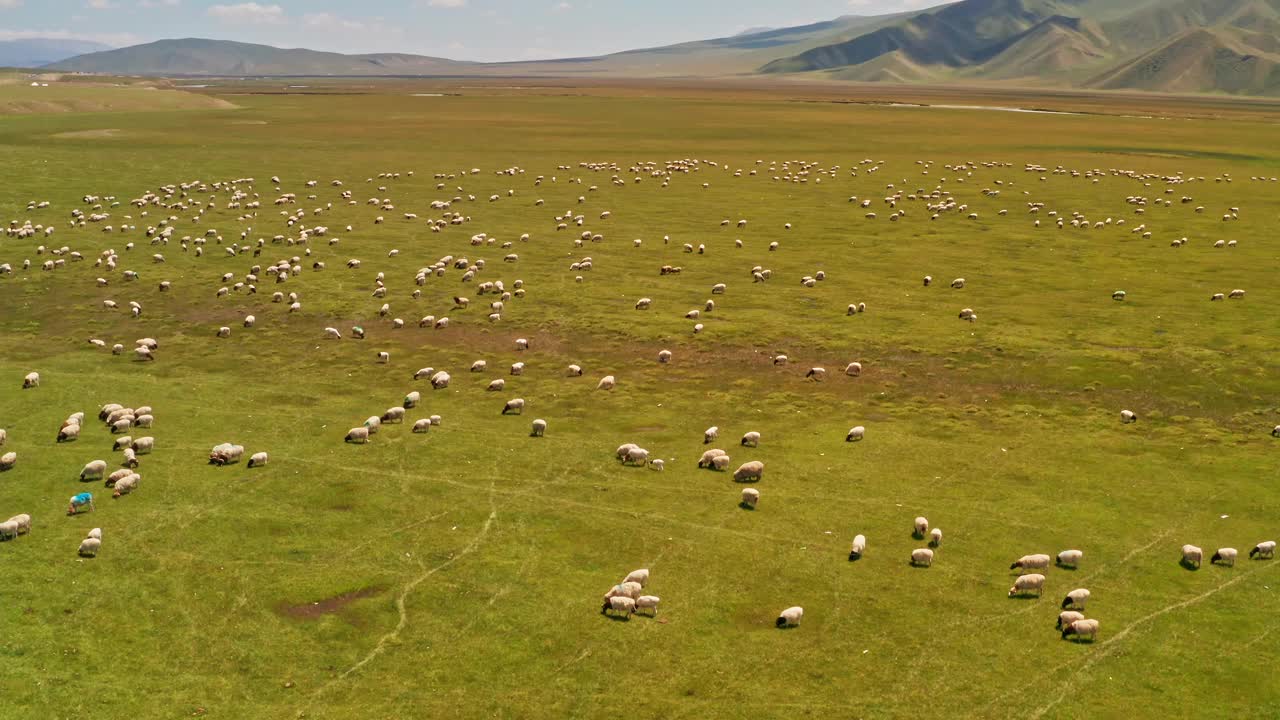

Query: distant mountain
[
  {"left": 734, "top": 27, "right": 778, "bottom": 36},
  {"left": 0, "top": 38, "right": 113, "bottom": 68},
  {"left": 47, "top": 38, "right": 472, "bottom": 76},
  {"left": 44, "top": 1, "right": 1280, "bottom": 95}
]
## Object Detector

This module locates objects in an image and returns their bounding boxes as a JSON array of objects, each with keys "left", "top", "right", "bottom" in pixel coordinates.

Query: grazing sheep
[
  {"left": 217, "top": 326, "right": 231, "bottom": 338},
  {"left": 1181, "top": 544, "right": 1203, "bottom": 568},
  {"left": 0, "top": 519, "right": 17, "bottom": 541},
  {"left": 1121, "top": 410, "right": 1137, "bottom": 424},
  {"left": 650, "top": 459, "right": 664, "bottom": 471},
  {"left": 1057, "top": 550, "right": 1083, "bottom": 568},
  {"left": 58, "top": 424, "right": 81, "bottom": 443},
  {"left": 502, "top": 398, "right": 526, "bottom": 415},
  {"left": 78, "top": 537, "right": 102, "bottom": 557},
  {"left": 849, "top": 534, "right": 867, "bottom": 560},
  {"left": 0, "top": 451, "right": 15, "bottom": 471},
  {"left": 488, "top": 379, "right": 506, "bottom": 392},
  {"left": 658, "top": 350, "right": 672, "bottom": 364},
  {"left": 740, "top": 431, "right": 760, "bottom": 447},
  {"left": 209, "top": 443, "right": 243, "bottom": 465},
  {"left": 248, "top": 452, "right": 269, "bottom": 468},
  {"left": 1010, "top": 554, "right": 1051, "bottom": 571},
  {"left": 1008, "top": 573, "right": 1045, "bottom": 597},
  {"left": 135, "top": 347, "right": 155, "bottom": 361},
  {"left": 377, "top": 352, "right": 390, "bottom": 364},
  {"left": 601, "top": 596, "right": 636, "bottom": 618},
  {"left": 733, "top": 461, "right": 764, "bottom": 482},
  {"left": 951, "top": 278, "right": 966, "bottom": 289},
  {"left": 1211, "top": 548, "right": 1238, "bottom": 567},
  {"left": 382, "top": 407, "right": 406, "bottom": 424},
  {"left": 704, "top": 426, "right": 719, "bottom": 444},
  {"left": 112, "top": 474, "right": 139, "bottom": 497},
  {"left": 429, "top": 415, "right": 442, "bottom": 426},
  {"left": 597, "top": 375, "right": 616, "bottom": 390},
  {"left": 741, "top": 487, "right": 760, "bottom": 509},
  {"left": 624, "top": 447, "right": 650, "bottom": 466},
  {"left": 80, "top": 460, "right": 108, "bottom": 481},
  {"left": 6, "top": 514, "right": 31, "bottom": 535},
  {"left": 698, "top": 448, "right": 727, "bottom": 468},
  {"left": 22, "top": 372, "right": 39, "bottom": 389},
  {"left": 846, "top": 426, "right": 866, "bottom": 442},
  {"left": 914, "top": 517, "right": 929, "bottom": 538},
  {"left": 412, "top": 419, "right": 431, "bottom": 433},
  {"left": 566, "top": 364, "right": 583, "bottom": 377},
  {"left": 1273, "top": 425, "right": 1280, "bottom": 438},
  {"left": 531, "top": 419, "right": 547, "bottom": 437},
  {"left": 325, "top": 327, "right": 342, "bottom": 340},
  {"left": 131, "top": 437, "right": 154, "bottom": 455},
  {"left": 806, "top": 367, "right": 826, "bottom": 381},
  {"left": 604, "top": 581, "right": 643, "bottom": 600},
  {"left": 911, "top": 548, "right": 934, "bottom": 567},
  {"left": 1061, "top": 618, "right": 1099, "bottom": 642},
  {"left": 845, "top": 362, "right": 862, "bottom": 377},
  {"left": 510, "top": 362, "right": 525, "bottom": 376},
  {"left": 121, "top": 448, "right": 137, "bottom": 468},
  {"left": 635, "top": 298, "right": 652, "bottom": 310},
  {"left": 0, "top": 428, "right": 5, "bottom": 446},
  {"left": 776, "top": 606, "right": 803, "bottom": 628},
  {"left": 711, "top": 455, "right": 732, "bottom": 471},
  {"left": 134, "top": 414, "right": 154, "bottom": 429},
  {"left": 1250, "top": 541, "right": 1276, "bottom": 559},
  {"left": 1112, "top": 290, "right": 1126, "bottom": 301},
  {"left": 930, "top": 528, "right": 943, "bottom": 547},
  {"left": 623, "top": 569, "right": 649, "bottom": 587},
  {"left": 346, "top": 427, "right": 370, "bottom": 444},
  {"left": 471, "top": 360, "right": 487, "bottom": 373},
  {"left": 414, "top": 367, "right": 435, "bottom": 380},
  {"left": 1230, "top": 289, "right": 1246, "bottom": 299},
  {"left": 430, "top": 371, "right": 451, "bottom": 389},
  {"left": 364, "top": 416, "right": 381, "bottom": 434},
  {"left": 68, "top": 492, "right": 94, "bottom": 514},
  {"left": 1057, "top": 611, "right": 1086, "bottom": 630},
  {"left": 635, "top": 595, "right": 660, "bottom": 616}
]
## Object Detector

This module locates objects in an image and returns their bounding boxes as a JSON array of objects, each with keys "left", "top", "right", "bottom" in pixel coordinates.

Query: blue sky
[{"left": 0, "top": 0, "right": 942, "bottom": 61}]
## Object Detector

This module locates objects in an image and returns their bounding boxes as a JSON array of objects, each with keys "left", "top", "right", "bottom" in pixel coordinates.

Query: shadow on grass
[{"left": 1180, "top": 559, "right": 1201, "bottom": 571}]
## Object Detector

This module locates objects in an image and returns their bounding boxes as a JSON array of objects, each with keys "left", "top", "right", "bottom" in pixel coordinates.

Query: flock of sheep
[{"left": 0, "top": 155, "right": 1275, "bottom": 646}]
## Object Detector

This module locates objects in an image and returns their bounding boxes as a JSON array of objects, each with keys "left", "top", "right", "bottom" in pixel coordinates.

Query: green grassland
[{"left": 0, "top": 83, "right": 1278, "bottom": 719}]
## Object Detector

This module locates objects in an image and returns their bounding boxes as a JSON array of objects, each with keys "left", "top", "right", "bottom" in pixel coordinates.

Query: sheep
[
  {"left": 345, "top": 427, "right": 370, "bottom": 444},
  {"left": 382, "top": 407, "right": 406, "bottom": 424},
  {"left": 776, "top": 606, "right": 803, "bottom": 628},
  {"left": 1121, "top": 410, "right": 1137, "bottom": 424},
  {"left": 1061, "top": 618, "right": 1099, "bottom": 642},
  {"left": 0, "top": 428, "right": 5, "bottom": 446},
  {"left": 414, "top": 367, "right": 435, "bottom": 380},
  {"left": 412, "top": 419, "right": 432, "bottom": 434},
  {"left": 711, "top": 283, "right": 726, "bottom": 295},
  {"left": 500, "top": 397, "right": 526, "bottom": 416},
  {"left": 1273, "top": 425, "right": 1280, "bottom": 438},
  {"left": 908, "top": 518, "right": 927, "bottom": 539},
  {"left": 1211, "top": 548, "right": 1238, "bottom": 567},
  {"left": 951, "top": 278, "right": 966, "bottom": 289},
  {"left": 845, "top": 362, "right": 863, "bottom": 377},
  {"left": 930, "top": 528, "right": 943, "bottom": 547},
  {"left": 68, "top": 492, "right": 94, "bottom": 514},
  {"left": 733, "top": 461, "right": 764, "bottom": 483},
  {"left": 597, "top": 375, "right": 616, "bottom": 391},
  {"left": 86, "top": 527, "right": 102, "bottom": 541},
  {"left": 531, "top": 419, "right": 547, "bottom": 437},
  {"left": 248, "top": 452, "right": 269, "bottom": 468},
  {"left": 623, "top": 569, "right": 649, "bottom": 587},
  {"left": 79, "top": 537, "right": 102, "bottom": 557},
  {"left": 7, "top": 514, "right": 31, "bottom": 535},
  {"left": 711, "top": 455, "right": 732, "bottom": 471},
  {"left": 806, "top": 367, "right": 826, "bottom": 381},
  {"left": 604, "top": 581, "right": 643, "bottom": 600},
  {"left": 217, "top": 326, "right": 231, "bottom": 338},
  {"left": 0, "top": 519, "right": 17, "bottom": 541},
  {"left": 106, "top": 469, "right": 132, "bottom": 487},
  {"left": 325, "top": 327, "right": 342, "bottom": 340},
  {"left": 635, "top": 298, "right": 652, "bottom": 310},
  {"left": 209, "top": 443, "right": 244, "bottom": 465},
  {"left": 849, "top": 534, "right": 866, "bottom": 561},
  {"left": 1182, "top": 544, "right": 1203, "bottom": 568},
  {"left": 1056, "top": 611, "right": 1086, "bottom": 631},
  {"left": 1057, "top": 550, "right": 1083, "bottom": 568},
  {"left": 58, "top": 424, "right": 81, "bottom": 443},
  {"left": 911, "top": 548, "right": 934, "bottom": 567},
  {"left": 377, "top": 351, "right": 390, "bottom": 364},
  {"left": 22, "top": 371, "right": 39, "bottom": 389},
  {"left": 121, "top": 448, "right": 137, "bottom": 468},
  {"left": 135, "top": 347, "right": 155, "bottom": 361},
  {"left": 134, "top": 414, "right": 154, "bottom": 429},
  {"left": 1010, "top": 554, "right": 1051, "bottom": 571},
  {"left": 364, "top": 417, "right": 381, "bottom": 434},
  {"left": 658, "top": 349, "right": 672, "bottom": 364},
  {"left": 704, "top": 426, "right": 719, "bottom": 444},
  {"left": 624, "top": 447, "right": 650, "bottom": 466},
  {"left": 1229, "top": 289, "right": 1246, "bottom": 299},
  {"left": 616, "top": 443, "right": 639, "bottom": 460},
  {"left": 741, "top": 487, "right": 760, "bottom": 509},
  {"left": 601, "top": 596, "right": 636, "bottom": 618},
  {"left": 698, "top": 448, "right": 727, "bottom": 468},
  {"left": 923, "top": 275, "right": 933, "bottom": 286},
  {"left": 470, "top": 360, "right": 487, "bottom": 373},
  {"left": 113, "top": 436, "right": 133, "bottom": 452},
  {"left": 1251, "top": 541, "right": 1276, "bottom": 559},
  {"left": 1008, "top": 573, "right": 1045, "bottom": 597},
  {"left": 0, "top": 451, "right": 15, "bottom": 471},
  {"left": 650, "top": 459, "right": 664, "bottom": 471},
  {"left": 846, "top": 426, "right": 866, "bottom": 442},
  {"left": 1112, "top": 290, "right": 1127, "bottom": 302},
  {"left": 740, "top": 431, "right": 760, "bottom": 447},
  {"left": 487, "top": 378, "right": 506, "bottom": 392},
  {"left": 80, "top": 460, "right": 108, "bottom": 481},
  {"left": 112, "top": 474, "right": 139, "bottom": 497},
  {"left": 404, "top": 391, "right": 421, "bottom": 409},
  {"left": 430, "top": 371, "right": 451, "bottom": 389},
  {"left": 635, "top": 595, "right": 660, "bottom": 616}
]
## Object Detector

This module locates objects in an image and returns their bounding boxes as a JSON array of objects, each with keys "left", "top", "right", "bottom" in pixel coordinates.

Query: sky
[{"left": 0, "top": 0, "right": 943, "bottom": 62}]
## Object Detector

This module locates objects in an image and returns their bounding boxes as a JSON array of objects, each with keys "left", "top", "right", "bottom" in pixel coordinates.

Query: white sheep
[
  {"left": 624, "top": 447, "right": 650, "bottom": 466},
  {"left": 650, "top": 459, "right": 664, "bottom": 471},
  {"left": 597, "top": 375, "right": 616, "bottom": 391},
  {"left": 0, "top": 519, "right": 17, "bottom": 541},
  {"left": 412, "top": 419, "right": 431, "bottom": 433},
  {"left": 1062, "top": 618, "right": 1099, "bottom": 642},
  {"left": 914, "top": 517, "right": 929, "bottom": 537},
  {"left": 634, "top": 595, "right": 660, "bottom": 616},
  {"left": 22, "top": 371, "right": 39, "bottom": 389},
  {"left": 80, "top": 460, "right": 108, "bottom": 481},
  {"left": 502, "top": 398, "right": 526, "bottom": 415},
  {"left": 112, "top": 474, "right": 139, "bottom": 497},
  {"left": 846, "top": 426, "right": 866, "bottom": 442},
  {"left": 623, "top": 569, "right": 649, "bottom": 587},
  {"left": 1010, "top": 554, "right": 1051, "bottom": 571},
  {"left": 78, "top": 537, "right": 102, "bottom": 557},
  {"left": 704, "top": 426, "right": 719, "bottom": 444},
  {"left": 1056, "top": 610, "right": 1085, "bottom": 630},
  {"left": 1008, "top": 573, "right": 1045, "bottom": 597},
  {"left": 0, "top": 451, "right": 15, "bottom": 471},
  {"left": 911, "top": 548, "right": 934, "bottom": 566},
  {"left": 845, "top": 362, "right": 862, "bottom": 377},
  {"left": 248, "top": 452, "right": 269, "bottom": 468},
  {"left": 849, "top": 534, "right": 866, "bottom": 560},
  {"left": 58, "top": 424, "right": 81, "bottom": 443},
  {"left": 1056, "top": 549, "right": 1083, "bottom": 568},
  {"left": 601, "top": 595, "right": 636, "bottom": 618},
  {"left": 698, "top": 448, "right": 727, "bottom": 468},
  {"left": 430, "top": 371, "right": 451, "bottom": 389},
  {"left": 604, "top": 581, "right": 643, "bottom": 600},
  {"left": 346, "top": 427, "right": 370, "bottom": 444},
  {"left": 776, "top": 606, "right": 803, "bottom": 628},
  {"left": 531, "top": 419, "right": 547, "bottom": 437},
  {"left": 1251, "top": 541, "right": 1276, "bottom": 559},
  {"left": 806, "top": 367, "right": 826, "bottom": 381},
  {"left": 377, "top": 351, "right": 390, "bottom": 364},
  {"left": 567, "top": 364, "right": 583, "bottom": 377},
  {"left": 733, "top": 461, "right": 763, "bottom": 482},
  {"left": 658, "top": 350, "right": 672, "bottom": 364},
  {"left": 404, "top": 391, "right": 421, "bottom": 409},
  {"left": 740, "top": 431, "right": 760, "bottom": 447},
  {"left": 1121, "top": 409, "right": 1137, "bottom": 423},
  {"left": 1211, "top": 548, "right": 1238, "bottom": 567},
  {"left": 1182, "top": 544, "right": 1203, "bottom": 568},
  {"left": 930, "top": 528, "right": 943, "bottom": 547}
]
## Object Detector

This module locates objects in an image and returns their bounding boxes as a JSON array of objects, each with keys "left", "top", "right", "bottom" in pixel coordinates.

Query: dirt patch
[
  {"left": 230, "top": 120, "right": 268, "bottom": 125},
  {"left": 276, "top": 585, "right": 387, "bottom": 620},
  {"left": 51, "top": 128, "right": 122, "bottom": 139}
]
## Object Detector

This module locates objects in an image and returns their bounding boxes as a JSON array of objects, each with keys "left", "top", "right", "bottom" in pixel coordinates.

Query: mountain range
[
  {"left": 44, "top": 0, "right": 1280, "bottom": 96},
  {"left": 0, "top": 38, "right": 113, "bottom": 69}
]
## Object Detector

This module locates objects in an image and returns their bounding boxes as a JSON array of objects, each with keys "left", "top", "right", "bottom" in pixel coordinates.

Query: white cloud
[
  {"left": 0, "top": 29, "right": 137, "bottom": 46},
  {"left": 302, "top": 12, "right": 366, "bottom": 32},
  {"left": 426, "top": 0, "right": 467, "bottom": 7},
  {"left": 138, "top": 0, "right": 179, "bottom": 7},
  {"left": 207, "top": 2, "right": 284, "bottom": 24},
  {"left": 85, "top": 0, "right": 119, "bottom": 8}
]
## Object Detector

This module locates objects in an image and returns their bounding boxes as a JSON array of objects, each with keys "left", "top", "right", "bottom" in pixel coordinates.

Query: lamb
[
  {"left": 1210, "top": 548, "right": 1237, "bottom": 567},
  {"left": 132, "top": 437, "right": 154, "bottom": 455},
  {"left": 911, "top": 548, "right": 934, "bottom": 567},
  {"left": 80, "top": 460, "right": 108, "bottom": 481},
  {"left": 1057, "top": 549, "right": 1083, "bottom": 568},
  {"left": 0, "top": 428, "right": 5, "bottom": 446},
  {"left": 634, "top": 596, "right": 660, "bottom": 616},
  {"left": 704, "top": 426, "right": 719, "bottom": 444},
  {"left": 930, "top": 528, "right": 943, "bottom": 547},
  {"left": 1008, "top": 573, "right": 1045, "bottom": 597},
  {"left": 412, "top": 419, "right": 431, "bottom": 433},
  {"left": 0, "top": 451, "right": 15, "bottom": 471},
  {"left": 1121, "top": 410, "right": 1137, "bottom": 423},
  {"left": 531, "top": 419, "right": 547, "bottom": 437},
  {"left": 711, "top": 455, "right": 731, "bottom": 471},
  {"left": 740, "top": 431, "right": 760, "bottom": 447},
  {"left": 733, "top": 461, "right": 763, "bottom": 482},
  {"left": 776, "top": 606, "right": 803, "bottom": 628},
  {"left": 1010, "top": 554, "right": 1052, "bottom": 571},
  {"left": 914, "top": 517, "right": 929, "bottom": 538},
  {"left": 345, "top": 427, "right": 370, "bottom": 444},
  {"left": 78, "top": 537, "right": 102, "bottom": 557},
  {"left": 1056, "top": 611, "right": 1085, "bottom": 631},
  {"left": 846, "top": 426, "right": 866, "bottom": 442},
  {"left": 502, "top": 398, "right": 526, "bottom": 415},
  {"left": 1061, "top": 618, "right": 1099, "bottom": 642},
  {"left": 1182, "top": 544, "right": 1203, "bottom": 568},
  {"left": 1251, "top": 541, "right": 1276, "bottom": 559},
  {"left": 87, "top": 527, "right": 102, "bottom": 540},
  {"left": 623, "top": 569, "right": 649, "bottom": 587},
  {"left": 22, "top": 371, "right": 39, "bottom": 389},
  {"left": 601, "top": 596, "right": 636, "bottom": 618},
  {"left": 741, "top": 487, "right": 760, "bottom": 509},
  {"left": 248, "top": 452, "right": 269, "bottom": 468},
  {"left": 650, "top": 459, "right": 664, "bottom": 471},
  {"left": 849, "top": 534, "right": 866, "bottom": 560}
]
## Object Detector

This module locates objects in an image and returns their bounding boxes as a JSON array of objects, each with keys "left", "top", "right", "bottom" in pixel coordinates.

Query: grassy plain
[{"left": 0, "top": 80, "right": 1278, "bottom": 719}]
